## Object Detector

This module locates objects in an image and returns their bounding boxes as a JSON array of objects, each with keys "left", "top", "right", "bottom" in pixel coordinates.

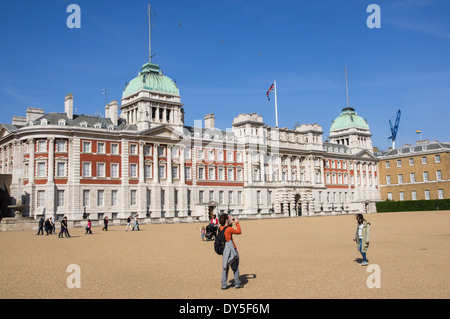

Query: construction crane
[{"left": 388, "top": 110, "right": 401, "bottom": 149}]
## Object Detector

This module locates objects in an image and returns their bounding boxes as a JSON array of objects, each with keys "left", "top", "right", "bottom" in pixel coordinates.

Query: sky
[{"left": 0, "top": 0, "right": 449, "bottom": 150}]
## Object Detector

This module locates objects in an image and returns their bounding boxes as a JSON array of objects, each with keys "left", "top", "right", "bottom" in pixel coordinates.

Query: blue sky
[{"left": 0, "top": 0, "right": 449, "bottom": 150}]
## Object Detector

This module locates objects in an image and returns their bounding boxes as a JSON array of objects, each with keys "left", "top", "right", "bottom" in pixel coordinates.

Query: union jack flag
[{"left": 267, "top": 83, "right": 274, "bottom": 101}]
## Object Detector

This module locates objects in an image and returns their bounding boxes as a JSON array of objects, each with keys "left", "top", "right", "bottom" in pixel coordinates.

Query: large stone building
[
  {"left": 0, "top": 61, "right": 380, "bottom": 222},
  {"left": 376, "top": 140, "right": 450, "bottom": 201}
]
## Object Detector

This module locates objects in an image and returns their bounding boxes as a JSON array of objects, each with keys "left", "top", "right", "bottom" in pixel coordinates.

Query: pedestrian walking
[
  {"left": 125, "top": 215, "right": 132, "bottom": 231},
  {"left": 102, "top": 216, "right": 109, "bottom": 231},
  {"left": 44, "top": 218, "right": 52, "bottom": 235},
  {"left": 37, "top": 216, "right": 44, "bottom": 235},
  {"left": 49, "top": 217, "right": 55, "bottom": 234},
  {"left": 59, "top": 216, "right": 71, "bottom": 238},
  {"left": 85, "top": 219, "right": 92, "bottom": 234},
  {"left": 353, "top": 213, "right": 370, "bottom": 266},
  {"left": 133, "top": 214, "right": 140, "bottom": 231},
  {"left": 219, "top": 214, "right": 242, "bottom": 290}
]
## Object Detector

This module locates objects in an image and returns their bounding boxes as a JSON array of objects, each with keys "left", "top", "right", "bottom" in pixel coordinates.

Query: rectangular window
[
  {"left": 219, "top": 191, "right": 224, "bottom": 204},
  {"left": 412, "top": 190, "right": 417, "bottom": 201},
  {"left": 198, "top": 167, "right": 205, "bottom": 180},
  {"left": 130, "top": 190, "right": 137, "bottom": 205},
  {"left": 83, "top": 190, "right": 90, "bottom": 206},
  {"left": 209, "top": 191, "right": 214, "bottom": 202},
  {"left": 158, "top": 165, "right": 165, "bottom": 179},
  {"left": 185, "top": 167, "right": 191, "bottom": 179},
  {"left": 398, "top": 174, "right": 403, "bottom": 184},
  {"left": 387, "top": 192, "right": 392, "bottom": 200},
  {"left": 436, "top": 170, "right": 442, "bottom": 181},
  {"left": 238, "top": 191, "right": 242, "bottom": 204},
  {"left": 385, "top": 161, "right": 390, "bottom": 169},
  {"left": 386, "top": 175, "right": 391, "bottom": 185},
  {"left": 208, "top": 167, "right": 215, "bottom": 180},
  {"left": 37, "top": 140, "right": 47, "bottom": 153},
  {"left": 97, "top": 190, "right": 104, "bottom": 206},
  {"left": 37, "top": 162, "right": 46, "bottom": 177},
  {"left": 409, "top": 158, "right": 414, "bottom": 166},
  {"left": 130, "top": 164, "right": 138, "bottom": 178},
  {"left": 172, "top": 166, "right": 179, "bottom": 179},
  {"left": 97, "top": 142, "right": 105, "bottom": 154},
  {"left": 111, "top": 143, "right": 119, "bottom": 155},
  {"left": 236, "top": 169, "right": 242, "bottom": 181},
  {"left": 410, "top": 173, "right": 415, "bottom": 183},
  {"left": 424, "top": 189, "right": 430, "bottom": 200},
  {"left": 56, "top": 140, "right": 66, "bottom": 152},
  {"left": 435, "top": 155, "right": 441, "bottom": 163},
  {"left": 130, "top": 144, "right": 137, "bottom": 155},
  {"left": 82, "top": 162, "right": 91, "bottom": 177},
  {"left": 56, "top": 162, "right": 65, "bottom": 177},
  {"left": 423, "top": 171, "right": 429, "bottom": 182},
  {"left": 111, "top": 190, "right": 118, "bottom": 206},
  {"left": 438, "top": 189, "right": 444, "bottom": 199},
  {"left": 57, "top": 190, "right": 64, "bottom": 207},
  {"left": 422, "top": 156, "right": 427, "bottom": 164},
  {"left": 228, "top": 191, "right": 233, "bottom": 204},
  {"left": 37, "top": 190, "right": 45, "bottom": 207},
  {"left": 199, "top": 190, "right": 204, "bottom": 203},
  {"left": 145, "top": 165, "right": 152, "bottom": 178},
  {"left": 82, "top": 141, "right": 91, "bottom": 153},
  {"left": 397, "top": 160, "right": 402, "bottom": 167},
  {"left": 227, "top": 168, "right": 234, "bottom": 181},
  {"left": 399, "top": 191, "right": 405, "bottom": 201},
  {"left": 97, "top": 163, "right": 105, "bottom": 178},
  {"left": 111, "top": 163, "right": 119, "bottom": 178}
]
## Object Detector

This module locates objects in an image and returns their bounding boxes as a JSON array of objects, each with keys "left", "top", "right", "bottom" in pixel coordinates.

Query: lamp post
[{"left": 82, "top": 206, "right": 88, "bottom": 220}]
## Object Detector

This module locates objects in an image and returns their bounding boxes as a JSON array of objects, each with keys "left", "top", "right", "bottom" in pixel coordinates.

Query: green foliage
[{"left": 376, "top": 199, "right": 450, "bottom": 212}]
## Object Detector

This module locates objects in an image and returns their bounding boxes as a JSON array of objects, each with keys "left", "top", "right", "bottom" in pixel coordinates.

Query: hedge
[{"left": 376, "top": 199, "right": 450, "bottom": 213}]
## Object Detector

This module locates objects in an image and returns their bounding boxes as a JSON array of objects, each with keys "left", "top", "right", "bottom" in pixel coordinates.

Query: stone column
[
  {"left": 153, "top": 143, "right": 159, "bottom": 184},
  {"left": 48, "top": 137, "right": 55, "bottom": 183},
  {"left": 167, "top": 145, "right": 173, "bottom": 183},
  {"left": 139, "top": 141, "right": 145, "bottom": 183}
]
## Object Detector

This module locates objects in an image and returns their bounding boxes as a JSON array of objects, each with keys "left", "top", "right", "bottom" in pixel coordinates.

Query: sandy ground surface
[{"left": 0, "top": 211, "right": 449, "bottom": 299}]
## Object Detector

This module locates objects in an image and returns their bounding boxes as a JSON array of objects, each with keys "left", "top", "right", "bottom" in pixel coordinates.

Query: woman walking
[{"left": 353, "top": 213, "right": 370, "bottom": 266}]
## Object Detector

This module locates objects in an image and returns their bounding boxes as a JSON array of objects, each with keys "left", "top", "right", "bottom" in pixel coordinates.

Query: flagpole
[{"left": 274, "top": 80, "right": 278, "bottom": 128}]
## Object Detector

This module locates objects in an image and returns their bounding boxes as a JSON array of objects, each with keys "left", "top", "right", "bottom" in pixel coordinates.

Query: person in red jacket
[{"left": 219, "top": 213, "right": 242, "bottom": 289}]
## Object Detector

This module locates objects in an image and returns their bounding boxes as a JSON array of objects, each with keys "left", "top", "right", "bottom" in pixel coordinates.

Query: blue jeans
[{"left": 359, "top": 239, "right": 368, "bottom": 262}]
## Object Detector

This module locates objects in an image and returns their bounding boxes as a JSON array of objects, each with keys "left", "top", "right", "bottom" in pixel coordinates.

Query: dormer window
[
  {"left": 80, "top": 121, "right": 88, "bottom": 127},
  {"left": 94, "top": 123, "right": 102, "bottom": 129},
  {"left": 40, "top": 119, "right": 48, "bottom": 125},
  {"left": 58, "top": 119, "right": 66, "bottom": 126}
]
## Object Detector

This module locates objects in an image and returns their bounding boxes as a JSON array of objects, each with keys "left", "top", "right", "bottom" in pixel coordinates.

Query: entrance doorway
[{"left": 295, "top": 194, "right": 302, "bottom": 216}]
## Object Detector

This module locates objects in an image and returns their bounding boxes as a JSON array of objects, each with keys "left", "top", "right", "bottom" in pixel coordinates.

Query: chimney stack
[
  {"left": 204, "top": 113, "right": 215, "bottom": 129},
  {"left": 107, "top": 100, "right": 118, "bottom": 126},
  {"left": 65, "top": 93, "right": 74, "bottom": 120}
]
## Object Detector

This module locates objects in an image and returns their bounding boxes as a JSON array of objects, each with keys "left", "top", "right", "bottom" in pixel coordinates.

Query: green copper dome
[
  {"left": 330, "top": 107, "right": 369, "bottom": 131},
  {"left": 122, "top": 62, "right": 179, "bottom": 98}
]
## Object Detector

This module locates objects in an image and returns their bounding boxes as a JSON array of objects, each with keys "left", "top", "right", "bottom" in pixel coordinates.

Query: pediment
[
  {"left": 140, "top": 124, "right": 185, "bottom": 141},
  {"left": 0, "top": 126, "right": 11, "bottom": 139},
  {"left": 354, "top": 149, "right": 377, "bottom": 160}
]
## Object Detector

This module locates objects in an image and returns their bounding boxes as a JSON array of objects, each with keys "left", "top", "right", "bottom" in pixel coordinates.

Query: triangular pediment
[
  {"left": 140, "top": 124, "right": 185, "bottom": 141},
  {"left": 354, "top": 149, "right": 377, "bottom": 160},
  {"left": 0, "top": 126, "right": 12, "bottom": 139}
]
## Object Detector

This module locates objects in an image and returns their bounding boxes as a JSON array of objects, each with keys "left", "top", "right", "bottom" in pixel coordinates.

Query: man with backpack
[{"left": 217, "top": 213, "right": 242, "bottom": 290}]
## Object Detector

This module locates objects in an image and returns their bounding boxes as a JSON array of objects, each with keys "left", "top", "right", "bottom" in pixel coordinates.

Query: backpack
[{"left": 214, "top": 226, "right": 228, "bottom": 255}]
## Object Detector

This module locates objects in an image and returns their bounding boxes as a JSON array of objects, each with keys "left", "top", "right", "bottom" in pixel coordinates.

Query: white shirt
[{"left": 358, "top": 224, "right": 364, "bottom": 238}]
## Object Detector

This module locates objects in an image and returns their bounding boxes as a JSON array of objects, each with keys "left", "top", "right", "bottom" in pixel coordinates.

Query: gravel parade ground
[{"left": 0, "top": 211, "right": 449, "bottom": 299}]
